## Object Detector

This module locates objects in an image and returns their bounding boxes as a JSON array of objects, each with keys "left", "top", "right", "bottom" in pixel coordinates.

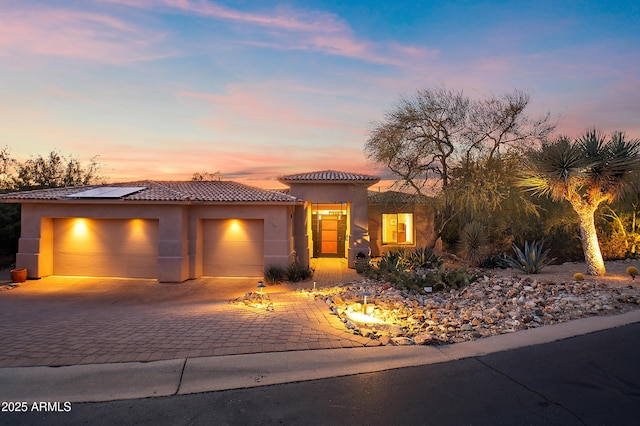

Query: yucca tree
[{"left": 519, "top": 130, "right": 640, "bottom": 275}]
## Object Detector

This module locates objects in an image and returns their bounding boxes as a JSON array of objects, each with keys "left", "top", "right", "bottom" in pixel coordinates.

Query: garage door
[
  {"left": 202, "top": 219, "right": 264, "bottom": 277},
  {"left": 53, "top": 218, "right": 159, "bottom": 278}
]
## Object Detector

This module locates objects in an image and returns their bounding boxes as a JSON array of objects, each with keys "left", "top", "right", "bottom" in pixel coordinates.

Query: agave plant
[
  {"left": 506, "top": 240, "right": 554, "bottom": 274},
  {"left": 406, "top": 246, "right": 442, "bottom": 269}
]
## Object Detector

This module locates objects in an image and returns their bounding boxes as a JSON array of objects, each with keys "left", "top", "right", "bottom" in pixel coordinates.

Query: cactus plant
[{"left": 506, "top": 240, "right": 554, "bottom": 274}]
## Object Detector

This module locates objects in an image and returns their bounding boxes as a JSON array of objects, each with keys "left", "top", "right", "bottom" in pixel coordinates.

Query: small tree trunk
[{"left": 576, "top": 207, "right": 606, "bottom": 276}]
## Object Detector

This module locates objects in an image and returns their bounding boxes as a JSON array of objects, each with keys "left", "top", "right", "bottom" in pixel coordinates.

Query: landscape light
[{"left": 359, "top": 291, "right": 372, "bottom": 315}]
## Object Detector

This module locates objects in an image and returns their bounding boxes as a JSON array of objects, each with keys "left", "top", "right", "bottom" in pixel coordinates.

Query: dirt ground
[{"left": 489, "top": 259, "right": 640, "bottom": 288}]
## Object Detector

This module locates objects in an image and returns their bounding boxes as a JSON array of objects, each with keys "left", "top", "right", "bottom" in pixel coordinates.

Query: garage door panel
[
  {"left": 203, "top": 219, "right": 264, "bottom": 277},
  {"left": 53, "top": 219, "right": 158, "bottom": 278}
]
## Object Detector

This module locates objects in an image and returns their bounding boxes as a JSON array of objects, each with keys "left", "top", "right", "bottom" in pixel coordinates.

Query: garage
[
  {"left": 53, "top": 218, "right": 159, "bottom": 279},
  {"left": 202, "top": 219, "right": 264, "bottom": 277}
]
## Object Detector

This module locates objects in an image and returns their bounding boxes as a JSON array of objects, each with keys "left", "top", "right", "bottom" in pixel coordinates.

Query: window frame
[{"left": 381, "top": 213, "right": 414, "bottom": 245}]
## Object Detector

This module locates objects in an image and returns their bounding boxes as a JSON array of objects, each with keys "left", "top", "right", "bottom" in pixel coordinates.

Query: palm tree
[{"left": 519, "top": 130, "right": 640, "bottom": 275}]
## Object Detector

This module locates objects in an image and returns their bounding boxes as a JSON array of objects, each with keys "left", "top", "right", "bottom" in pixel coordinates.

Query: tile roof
[
  {"left": 279, "top": 170, "right": 380, "bottom": 183},
  {"left": 0, "top": 181, "right": 300, "bottom": 203},
  {"left": 368, "top": 190, "right": 430, "bottom": 204}
]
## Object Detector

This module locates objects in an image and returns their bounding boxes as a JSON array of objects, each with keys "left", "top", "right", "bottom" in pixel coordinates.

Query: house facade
[{"left": 1, "top": 170, "right": 435, "bottom": 282}]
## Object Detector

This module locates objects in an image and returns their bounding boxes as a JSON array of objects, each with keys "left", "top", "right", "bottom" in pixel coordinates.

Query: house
[{"left": 0, "top": 170, "right": 435, "bottom": 282}]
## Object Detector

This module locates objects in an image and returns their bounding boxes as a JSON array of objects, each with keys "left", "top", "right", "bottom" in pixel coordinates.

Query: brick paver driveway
[{"left": 0, "top": 260, "right": 377, "bottom": 367}]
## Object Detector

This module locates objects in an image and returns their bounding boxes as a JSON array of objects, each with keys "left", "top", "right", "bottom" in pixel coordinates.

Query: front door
[{"left": 311, "top": 203, "right": 347, "bottom": 258}]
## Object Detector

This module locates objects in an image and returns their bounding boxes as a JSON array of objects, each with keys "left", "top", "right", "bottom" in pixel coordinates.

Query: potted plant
[{"left": 10, "top": 268, "right": 27, "bottom": 283}]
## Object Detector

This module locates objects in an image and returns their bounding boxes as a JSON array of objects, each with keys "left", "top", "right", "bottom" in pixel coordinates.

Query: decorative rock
[
  {"left": 379, "top": 335, "right": 392, "bottom": 345},
  {"left": 414, "top": 333, "right": 443, "bottom": 345},
  {"left": 388, "top": 324, "right": 404, "bottom": 337},
  {"left": 308, "top": 269, "right": 640, "bottom": 346},
  {"left": 391, "top": 337, "right": 413, "bottom": 346}
]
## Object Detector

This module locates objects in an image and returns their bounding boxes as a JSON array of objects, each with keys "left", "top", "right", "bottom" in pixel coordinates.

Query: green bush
[
  {"left": 286, "top": 261, "right": 313, "bottom": 282},
  {"left": 405, "top": 246, "right": 442, "bottom": 269},
  {"left": 478, "top": 253, "right": 510, "bottom": 269},
  {"left": 264, "top": 264, "right": 287, "bottom": 284},
  {"left": 362, "top": 247, "right": 476, "bottom": 293}
]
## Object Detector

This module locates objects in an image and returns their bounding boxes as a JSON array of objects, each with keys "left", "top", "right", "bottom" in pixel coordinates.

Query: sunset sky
[{"left": 1, "top": 0, "right": 638, "bottom": 188}]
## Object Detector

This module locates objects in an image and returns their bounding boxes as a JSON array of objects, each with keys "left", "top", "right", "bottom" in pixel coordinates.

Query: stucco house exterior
[{"left": 0, "top": 170, "right": 435, "bottom": 282}]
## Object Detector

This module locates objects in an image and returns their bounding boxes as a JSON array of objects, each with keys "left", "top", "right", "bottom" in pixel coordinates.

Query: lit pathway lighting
[
  {"left": 359, "top": 291, "right": 372, "bottom": 315},
  {"left": 313, "top": 281, "right": 317, "bottom": 291},
  {"left": 257, "top": 280, "right": 266, "bottom": 304}
]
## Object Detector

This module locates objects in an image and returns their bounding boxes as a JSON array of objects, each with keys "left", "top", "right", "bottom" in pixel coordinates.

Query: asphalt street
[{"left": 3, "top": 322, "right": 639, "bottom": 426}]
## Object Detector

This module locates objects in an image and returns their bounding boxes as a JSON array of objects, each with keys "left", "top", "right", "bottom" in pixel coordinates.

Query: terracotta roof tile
[
  {"left": 279, "top": 170, "right": 379, "bottom": 182},
  {"left": 0, "top": 181, "right": 299, "bottom": 203},
  {"left": 368, "top": 190, "right": 429, "bottom": 204}
]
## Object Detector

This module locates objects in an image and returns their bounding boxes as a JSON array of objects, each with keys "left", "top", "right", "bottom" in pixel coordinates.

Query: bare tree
[{"left": 365, "top": 86, "right": 556, "bottom": 248}]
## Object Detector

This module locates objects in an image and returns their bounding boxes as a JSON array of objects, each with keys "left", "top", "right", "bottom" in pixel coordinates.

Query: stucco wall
[
  {"left": 189, "top": 204, "right": 292, "bottom": 277},
  {"left": 286, "top": 182, "right": 373, "bottom": 268},
  {"left": 15, "top": 201, "right": 294, "bottom": 282},
  {"left": 368, "top": 202, "right": 436, "bottom": 256}
]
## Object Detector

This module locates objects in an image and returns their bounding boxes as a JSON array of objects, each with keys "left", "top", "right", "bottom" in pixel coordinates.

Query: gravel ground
[{"left": 309, "top": 260, "right": 640, "bottom": 346}]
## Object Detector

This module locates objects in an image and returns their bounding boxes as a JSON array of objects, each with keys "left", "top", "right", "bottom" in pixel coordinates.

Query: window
[{"left": 382, "top": 213, "right": 414, "bottom": 245}]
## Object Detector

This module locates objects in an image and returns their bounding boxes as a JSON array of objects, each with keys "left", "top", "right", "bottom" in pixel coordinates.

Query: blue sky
[{"left": 1, "top": 0, "right": 638, "bottom": 187}]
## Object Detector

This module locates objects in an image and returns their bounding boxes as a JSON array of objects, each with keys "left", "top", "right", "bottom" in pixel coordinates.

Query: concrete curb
[{"left": 1, "top": 310, "right": 639, "bottom": 403}]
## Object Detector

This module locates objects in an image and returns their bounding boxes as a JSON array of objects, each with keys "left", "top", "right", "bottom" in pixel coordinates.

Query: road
[{"left": 3, "top": 322, "right": 639, "bottom": 426}]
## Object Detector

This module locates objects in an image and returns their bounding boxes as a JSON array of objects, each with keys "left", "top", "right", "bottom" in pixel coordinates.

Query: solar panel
[{"left": 70, "top": 186, "right": 147, "bottom": 198}]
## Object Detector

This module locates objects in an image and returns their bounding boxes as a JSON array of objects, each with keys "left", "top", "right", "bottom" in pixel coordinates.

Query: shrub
[
  {"left": 627, "top": 266, "right": 638, "bottom": 280},
  {"left": 376, "top": 250, "right": 406, "bottom": 275},
  {"left": 362, "top": 247, "right": 475, "bottom": 293},
  {"left": 458, "top": 221, "right": 488, "bottom": 266},
  {"left": 354, "top": 252, "right": 371, "bottom": 274},
  {"left": 264, "top": 264, "right": 287, "bottom": 284},
  {"left": 506, "top": 240, "right": 554, "bottom": 274},
  {"left": 405, "top": 246, "right": 442, "bottom": 269},
  {"left": 478, "top": 253, "right": 510, "bottom": 269},
  {"left": 286, "top": 261, "right": 313, "bottom": 282},
  {"left": 573, "top": 272, "right": 584, "bottom": 281}
]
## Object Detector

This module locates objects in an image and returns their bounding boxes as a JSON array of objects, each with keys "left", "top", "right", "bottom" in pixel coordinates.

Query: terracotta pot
[{"left": 10, "top": 268, "right": 27, "bottom": 283}]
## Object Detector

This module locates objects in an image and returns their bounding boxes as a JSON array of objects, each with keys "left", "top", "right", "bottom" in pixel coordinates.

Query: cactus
[{"left": 506, "top": 240, "right": 554, "bottom": 274}]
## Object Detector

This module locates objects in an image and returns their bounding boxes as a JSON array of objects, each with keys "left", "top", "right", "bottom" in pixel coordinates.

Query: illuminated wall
[{"left": 53, "top": 218, "right": 159, "bottom": 278}]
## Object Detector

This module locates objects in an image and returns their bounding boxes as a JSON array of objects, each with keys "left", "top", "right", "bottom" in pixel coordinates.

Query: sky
[{"left": 1, "top": 0, "right": 639, "bottom": 189}]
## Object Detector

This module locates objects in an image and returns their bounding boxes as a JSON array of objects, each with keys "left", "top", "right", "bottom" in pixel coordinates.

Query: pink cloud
[
  {"left": 0, "top": 7, "right": 167, "bottom": 62},
  {"left": 181, "top": 82, "right": 360, "bottom": 135},
  {"left": 98, "top": 0, "right": 435, "bottom": 66},
  {"left": 94, "top": 140, "right": 372, "bottom": 187}
]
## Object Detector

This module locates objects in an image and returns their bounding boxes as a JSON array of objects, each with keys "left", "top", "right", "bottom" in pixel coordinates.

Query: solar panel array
[{"left": 70, "top": 186, "right": 147, "bottom": 198}]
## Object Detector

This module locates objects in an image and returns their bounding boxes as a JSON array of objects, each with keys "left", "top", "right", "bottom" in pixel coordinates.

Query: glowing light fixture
[
  {"left": 72, "top": 218, "right": 89, "bottom": 237},
  {"left": 346, "top": 311, "right": 384, "bottom": 324},
  {"left": 359, "top": 291, "right": 372, "bottom": 315},
  {"left": 229, "top": 219, "right": 241, "bottom": 231}
]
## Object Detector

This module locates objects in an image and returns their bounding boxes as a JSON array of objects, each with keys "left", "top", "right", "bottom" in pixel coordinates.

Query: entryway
[{"left": 311, "top": 203, "right": 347, "bottom": 258}]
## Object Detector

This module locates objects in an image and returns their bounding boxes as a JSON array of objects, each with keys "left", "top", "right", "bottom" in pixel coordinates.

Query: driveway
[{"left": 0, "top": 272, "right": 377, "bottom": 368}]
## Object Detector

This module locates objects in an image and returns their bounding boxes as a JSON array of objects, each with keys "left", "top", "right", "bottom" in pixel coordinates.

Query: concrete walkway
[{"left": 1, "top": 259, "right": 640, "bottom": 403}]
